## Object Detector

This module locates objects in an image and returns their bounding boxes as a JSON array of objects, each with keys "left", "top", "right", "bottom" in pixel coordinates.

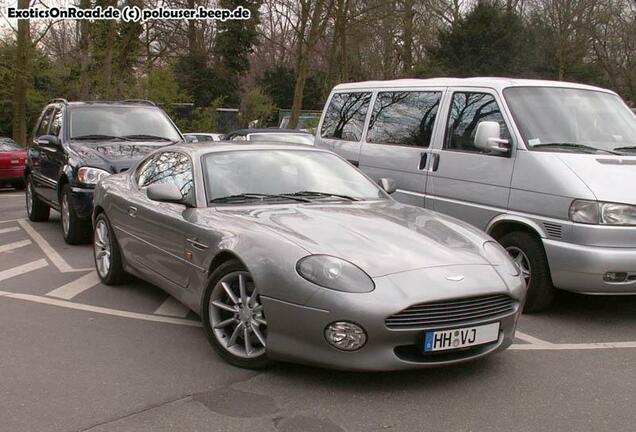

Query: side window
[
  {"left": 49, "top": 109, "right": 63, "bottom": 137},
  {"left": 367, "top": 91, "right": 442, "bottom": 147},
  {"left": 137, "top": 152, "right": 194, "bottom": 199},
  {"left": 35, "top": 108, "right": 54, "bottom": 138},
  {"left": 320, "top": 92, "right": 372, "bottom": 141},
  {"left": 445, "top": 92, "right": 511, "bottom": 153}
]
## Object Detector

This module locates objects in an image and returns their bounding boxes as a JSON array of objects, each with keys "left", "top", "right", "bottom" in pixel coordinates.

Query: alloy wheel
[
  {"left": 94, "top": 219, "right": 112, "bottom": 278},
  {"left": 506, "top": 246, "right": 531, "bottom": 284},
  {"left": 61, "top": 193, "right": 70, "bottom": 236},
  {"left": 209, "top": 271, "right": 267, "bottom": 359}
]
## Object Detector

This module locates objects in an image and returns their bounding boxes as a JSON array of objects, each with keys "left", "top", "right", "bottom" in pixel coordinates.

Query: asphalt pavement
[{"left": 1, "top": 188, "right": 635, "bottom": 432}]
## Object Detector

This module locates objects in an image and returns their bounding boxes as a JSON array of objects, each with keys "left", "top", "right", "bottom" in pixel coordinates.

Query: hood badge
[{"left": 446, "top": 275, "right": 465, "bottom": 282}]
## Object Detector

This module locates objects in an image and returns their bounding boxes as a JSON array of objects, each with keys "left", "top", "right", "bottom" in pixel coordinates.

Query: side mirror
[
  {"left": 474, "top": 121, "right": 510, "bottom": 154},
  {"left": 147, "top": 183, "right": 184, "bottom": 204},
  {"left": 37, "top": 135, "right": 60, "bottom": 148},
  {"left": 378, "top": 178, "right": 397, "bottom": 194}
]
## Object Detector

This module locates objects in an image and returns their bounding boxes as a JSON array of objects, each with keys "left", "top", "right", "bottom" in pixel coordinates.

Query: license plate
[{"left": 424, "top": 322, "right": 500, "bottom": 352}]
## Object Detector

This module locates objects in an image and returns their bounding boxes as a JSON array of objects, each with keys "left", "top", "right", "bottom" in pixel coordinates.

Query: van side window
[
  {"left": 445, "top": 92, "right": 511, "bottom": 153},
  {"left": 367, "top": 91, "right": 441, "bottom": 147},
  {"left": 321, "top": 92, "right": 371, "bottom": 142},
  {"left": 35, "top": 108, "right": 54, "bottom": 138}
]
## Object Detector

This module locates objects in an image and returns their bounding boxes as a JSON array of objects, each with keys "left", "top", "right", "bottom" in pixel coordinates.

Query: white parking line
[
  {"left": 0, "top": 239, "right": 32, "bottom": 253},
  {"left": 0, "top": 219, "right": 24, "bottom": 224},
  {"left": 510, "top": 341, "right": 636, "bottom": 350},
  {"left": 0, "top": 289, "right": 201, "bottom": 327},
  {"left": 17, "top": 219, "right": 93, "bottom": 273},
  {"left": 154, "top": 296, "right": 191, "bottom": 317},
  {"left": 0, "top": 259, "right": 48, "bottom": 282},
  {"left": 0, "top": 193, "right": 24, "bottom": 198},
  {"left": 515, "top": 331, "right": 553, "bottom": 345},
  {"left": 46, "top": 271, "right": 101, "bottom": 300},
  {"left": 0, "top": 226, "right": 20, "bottom": 235}
]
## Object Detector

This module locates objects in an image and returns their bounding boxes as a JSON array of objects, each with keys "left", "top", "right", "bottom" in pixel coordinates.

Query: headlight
[
  {"left": 483, "top": 241, "right": 520, "bottom": 276},
  {"left": 296, "top": 255, "right": 375, "bottom": 293},
  {"left": 569, "top": 200, "right": 636, "bottom": 225},
  {"left": 77, "top": 167, "right": 110, "bottom": 185}
]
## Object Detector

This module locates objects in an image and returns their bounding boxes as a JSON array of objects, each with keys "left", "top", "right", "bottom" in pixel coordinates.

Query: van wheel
[
  {"left": 499, "top": 231, "right": 555, "bottom": 313},
  {"left": 26, "top": 176, "right": 50, "bottom": 222},
  {"left": 60, "top": 184, "right": 91, "bottom": 245}
]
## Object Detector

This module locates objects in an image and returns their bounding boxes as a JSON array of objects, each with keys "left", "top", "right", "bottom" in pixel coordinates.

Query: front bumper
[
  {"left": 544, "top": 239, "right": 636, "bottom": 294},
  {"left": 261, "top": 265, "right": 524, "bottom": 371},
  {"left": 69, "top": 186, "right": 94, "bottom": 220}
]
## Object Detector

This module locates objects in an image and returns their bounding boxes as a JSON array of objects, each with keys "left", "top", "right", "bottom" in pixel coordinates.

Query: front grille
[{"left": 385, "top": 294, "right": 516, "bottom": 329}]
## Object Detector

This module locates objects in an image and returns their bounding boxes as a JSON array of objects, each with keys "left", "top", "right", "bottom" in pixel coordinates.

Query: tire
[
  {"left": 26, "top": 175, "right": 50, "bottom": 222},
  {"left": 93, "top": 213, "right": 127, "bottom": 285},
  {"left": 499, "top": 231, "right": 555, "bottom": 313},
  {"left": 13, "top": 180, "right": 25, "bottom": 190},
  {"left": 60, "top": 184, "right": 91, "bottom": 245},
  {"left": 202, "top": 260, "right": 269, "bottom": 369}
]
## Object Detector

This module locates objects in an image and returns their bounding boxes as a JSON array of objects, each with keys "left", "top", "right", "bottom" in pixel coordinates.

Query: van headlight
[
  {"left": 569, "top": 200, "right": 636, "bottom": 225},
  {"left": 77, "top": 167, "right": 110, "bottom": 185},
  {"left": 296, "top": 255, "right": 375, "bottom": 293}
]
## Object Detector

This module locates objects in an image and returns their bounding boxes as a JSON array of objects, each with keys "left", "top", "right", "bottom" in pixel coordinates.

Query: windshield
[
  {"left": 69, "top": 106, "right": 182, "bottom": 142},
  {"left": 203, "top": 150, "right": 385, "bottom": 203},
  {"left": 504, "top": 87, "right": 636, "bottom": 153}
]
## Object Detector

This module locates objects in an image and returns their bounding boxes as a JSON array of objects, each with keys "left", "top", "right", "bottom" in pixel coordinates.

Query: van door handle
[
  {"left": 128, "top": 206, "right": 138, "bottom": 217},
  {"left": 418, "top": 152, "right": 428, "bottom": 170},
  {"left": 431, "top": 154, "right": 440, "bottom": 172}
]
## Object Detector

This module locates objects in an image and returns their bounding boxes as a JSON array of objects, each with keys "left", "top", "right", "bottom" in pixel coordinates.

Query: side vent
[{"left": 543, "top": 222, "right": 562, "bottom": 239}]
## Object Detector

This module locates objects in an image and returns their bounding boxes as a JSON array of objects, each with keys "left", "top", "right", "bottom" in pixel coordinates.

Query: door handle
[
  {"left": 431, "top": 154, "right": 440, "bottom": 172},
  {"left": 128, "top": 206, "right": 138, "bottom": 217},
  {"left": 186, "top": 238, "right": 208, "bottom": 250},
  {"left": 418, "top": 152, "right": 428, "bottom": 170}
]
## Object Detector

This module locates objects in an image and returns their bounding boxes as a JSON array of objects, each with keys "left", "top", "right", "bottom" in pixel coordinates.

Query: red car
[{"left": 0, "top": 138, "right": 26, "bottom": 190}]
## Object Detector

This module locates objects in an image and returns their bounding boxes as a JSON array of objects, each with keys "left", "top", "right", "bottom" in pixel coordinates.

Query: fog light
[
  {"left": 324, "top": 321, "right": 367, "bottom": 351},
  {"left": 603, "top": 272, "right": 628, "bottom": 282}
]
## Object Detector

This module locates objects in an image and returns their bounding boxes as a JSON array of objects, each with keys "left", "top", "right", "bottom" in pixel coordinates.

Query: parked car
[
  {"left": 92, "top": 143, "right": 525, "bottom": 371},
  {"left": 183, "top": 133, "right": 223, "bottom": 143},
  {"left": 25, "top": 99, "right": 183, "bottom": 244},
  {"left": 316, "top": 78, "right": 636, "bottom": 312},
  {"left": 0, "top": 138, "right": 26, "bottom": 190},
  {"left": 224, "top": 128, "right": 315, "bottom": 145}
]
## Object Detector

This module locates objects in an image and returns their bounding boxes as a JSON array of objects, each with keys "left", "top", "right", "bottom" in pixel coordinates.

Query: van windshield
[{"left": 504, "top": 87, "right": 636, "bottom": 154}]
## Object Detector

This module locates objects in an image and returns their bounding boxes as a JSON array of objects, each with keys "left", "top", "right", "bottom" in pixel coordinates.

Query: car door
[
  {"left": 40, "top": 108, "right": 65, "bottom": 203},
  {"left": 123, "top": 151, "right": 195, "bottom": 289},
  {"left": 358, "top": 89, "right": 445, "bottom": 207},
  {"left": 426, "top": 88, "right": 515, "bottom": 230},
  {"left": 30, "top": 107, "right": 56, "bottom": 202},
  {"left": 318, "top": 91, "right": 372, "bottom": 165}
]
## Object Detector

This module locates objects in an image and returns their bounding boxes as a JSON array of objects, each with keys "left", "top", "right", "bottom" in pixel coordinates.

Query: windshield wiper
[
  {"left": 71, "top": 134, "right": 131, "bottom": 141},
  {"left": 532, "top": 143, "right": 619, "bottom": 154},
  {"left": 285, "top": 191, "right": 360, "bottom": 201},
  {"left": 210, "top": 193, "right": 311, "bottom": 204},
  {"left": 123, "top": 134, "right": 175, "bottom": 142},
  {"left": 612, "top": 146, "right": 636, "bottom": 152}
]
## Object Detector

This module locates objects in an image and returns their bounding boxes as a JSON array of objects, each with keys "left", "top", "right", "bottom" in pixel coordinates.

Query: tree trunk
[
  {"left": 402, "top": 0, "right": 414, "bottom": 76},
  {"left": 79, "top": 0, "right": 91, "bottom": 100},
  {"left": 12, "top": 0, "right": 30, "bottom": 146}
]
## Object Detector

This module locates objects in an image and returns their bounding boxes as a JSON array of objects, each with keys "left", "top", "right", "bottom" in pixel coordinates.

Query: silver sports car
[{"left": 92, "top": 143, "right": 526, "bottom": 371}]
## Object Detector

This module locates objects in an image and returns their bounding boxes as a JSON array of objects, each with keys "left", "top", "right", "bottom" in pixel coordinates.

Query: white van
[{"left": 315, "top": 78, "right": 636, "bottom": 312}]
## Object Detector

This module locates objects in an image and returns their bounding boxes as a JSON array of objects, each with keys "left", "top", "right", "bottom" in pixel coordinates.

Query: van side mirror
[
  {"left": 37, "top": 135, "right": 60, "bottom": 148},
  {"left": 147, "top": 183, "right": 185, "bottom": 204},
  {"left": 474, "top": 121, "right": 510, "bottom": 155},
  {"left": 378, "top": 178, "right": 397, "bottom": 194}
]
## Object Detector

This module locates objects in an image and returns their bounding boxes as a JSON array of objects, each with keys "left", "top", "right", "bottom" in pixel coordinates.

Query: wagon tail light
[{"left": 569, "top": 200, "right": 636, "bottom": 226}]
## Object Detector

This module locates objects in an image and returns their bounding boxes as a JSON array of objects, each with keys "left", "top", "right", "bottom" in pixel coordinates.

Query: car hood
[
  {"left": 69, "top": 141, "right": 168, "bottom": 172},
  {"left": 557, "top": 153, "right": 636, "bottom": 204},
  {"left": 216, "top": 200, "right": 492, "bottom": 277}
]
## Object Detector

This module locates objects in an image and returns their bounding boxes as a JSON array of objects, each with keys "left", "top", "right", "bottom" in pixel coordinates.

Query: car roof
[
  {"left": 333, "top": 77, "right": 615, "bottom": 94},
  {"left": 168, "top": 141, "right": 326, "bottom": 157},
  {"left": 64, "top": 102, "right": 161, "bottom": 109}
]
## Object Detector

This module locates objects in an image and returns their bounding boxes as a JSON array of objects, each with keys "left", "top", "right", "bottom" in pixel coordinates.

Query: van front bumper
[
  {"left": 69, "top": 186, "right": 94, "bottom": 220},
  {"left": 543, "top": 239, "right": 636, "bottom": 294}
]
